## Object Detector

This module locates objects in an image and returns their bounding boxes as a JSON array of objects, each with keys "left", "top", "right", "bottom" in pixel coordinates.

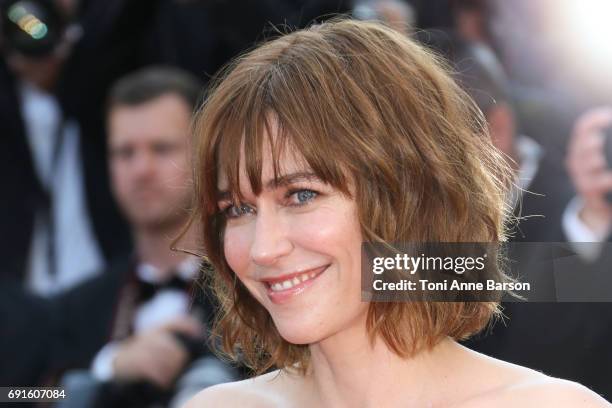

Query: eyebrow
[{"left": 217, "top": 171, "right": 320, "bottom": 201}]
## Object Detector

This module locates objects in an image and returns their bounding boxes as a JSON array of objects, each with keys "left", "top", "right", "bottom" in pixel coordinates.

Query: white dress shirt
[{"left": 562, "top": 197, "right": 609, "bottom": 261}]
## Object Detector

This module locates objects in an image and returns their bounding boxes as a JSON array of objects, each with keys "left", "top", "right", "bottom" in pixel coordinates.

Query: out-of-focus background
[{"left": 1, "top": 0, "right": 611, "bottom": 406}]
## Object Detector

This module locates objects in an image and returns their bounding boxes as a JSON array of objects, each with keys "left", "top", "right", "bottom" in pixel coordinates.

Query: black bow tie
[{"left": 137, "top": 274, "right": 193, "bottom": 303}]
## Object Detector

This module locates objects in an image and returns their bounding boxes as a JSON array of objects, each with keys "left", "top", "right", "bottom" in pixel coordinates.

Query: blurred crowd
[{"left": 0, "top": 0, "right": 611, "bottom": 406}]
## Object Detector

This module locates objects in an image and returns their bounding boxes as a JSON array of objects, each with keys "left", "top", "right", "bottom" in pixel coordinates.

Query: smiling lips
[{"left": 261, "top": 265, "right": 329, "bottom": 304}]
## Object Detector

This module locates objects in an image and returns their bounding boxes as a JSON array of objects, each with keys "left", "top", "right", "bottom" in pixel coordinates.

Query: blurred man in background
[
  {"left": 0, "top": 0, "right": 106, "bottom": 294},
  {"left": 51, "top": 67, "right": 237, "bottom": 408},
  {"left": 564, "top": 107, "right": 612, "bottom": 250}
]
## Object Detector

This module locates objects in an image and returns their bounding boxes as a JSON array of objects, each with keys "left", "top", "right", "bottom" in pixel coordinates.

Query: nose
[
  {"left": 249, "top": 206, "right": 293, "bottom": 266},
  {"left": 132, "top": 151, "right": 155, "bottom": 179}
]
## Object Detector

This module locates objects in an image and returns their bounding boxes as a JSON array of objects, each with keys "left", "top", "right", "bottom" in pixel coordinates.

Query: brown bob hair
[{"left": 191, "top": 19, "right": 513, "bottom": 374}]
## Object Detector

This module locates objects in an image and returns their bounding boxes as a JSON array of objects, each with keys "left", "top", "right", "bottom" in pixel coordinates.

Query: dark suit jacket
[
  {"left": 0, "top": 256, "right": 131, "bottom": 387},
  {"left": 0, "top": 281, "right": 58, "bottom": 387}
]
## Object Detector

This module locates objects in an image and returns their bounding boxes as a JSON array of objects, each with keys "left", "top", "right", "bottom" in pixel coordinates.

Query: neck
[
  {"left": 305, "top": 322, "right": 467, "bottom": 408},
  {"left": 133, "top": 220, "right": 199, "bottom": 279}
]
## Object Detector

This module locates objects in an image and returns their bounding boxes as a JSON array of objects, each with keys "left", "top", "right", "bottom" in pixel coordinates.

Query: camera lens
[{"left": 1, "top": 0, "right": 64, "bottom": 56}]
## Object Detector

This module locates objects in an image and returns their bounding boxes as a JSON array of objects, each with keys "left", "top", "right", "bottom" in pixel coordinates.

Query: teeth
[{"left": 268, "top": 269, "right": 323, "bottom": 292}]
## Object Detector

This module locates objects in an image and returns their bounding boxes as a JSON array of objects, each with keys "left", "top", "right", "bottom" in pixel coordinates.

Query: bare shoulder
[
  {"left": 463, "top": 372, "right": 610, "bottom": 407},
  {"left": 456, "top": 347, "right": 610, "bottom": 407},
  {"left": 499, "top": 377, "right": 610, "bottom": 407},
  {"left": 182, "top": 382, "right": 258, "bottom": 408},
  {"left": 182, "top": 370, "right": 299, "bottom": 408}
]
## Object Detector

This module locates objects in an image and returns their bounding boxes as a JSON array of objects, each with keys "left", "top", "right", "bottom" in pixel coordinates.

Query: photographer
[
  {"left": 564, "top": 107, "right": 612, "bottom": 256},
  {"left": 0, "top": 0, "right": 154, "bottom": 294}
]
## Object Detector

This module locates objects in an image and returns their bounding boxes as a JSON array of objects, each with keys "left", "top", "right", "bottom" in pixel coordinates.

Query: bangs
[{"left": 205, "top": 58, "right": 353, "bottom": 210}]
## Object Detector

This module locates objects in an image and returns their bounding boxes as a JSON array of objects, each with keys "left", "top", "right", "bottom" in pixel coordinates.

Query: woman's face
[{"left": 217, "top": 139, "right": 367, "bottom": 345}]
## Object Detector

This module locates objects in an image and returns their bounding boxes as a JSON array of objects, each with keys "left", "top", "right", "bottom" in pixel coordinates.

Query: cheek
[
  {"left": 288, "top": 206, "right": 363, "bottom": 295},
  {"left": 296, "top": 205, "right": 362, "bottom": 257},
  {"left": 162, "top": 159, "right": 188, "bottom": 183},
  {"left": 223, "top": 225, "right": 253, "bottom": 277},
  {"left": 110, "top": 166, "right": 131, "bottom": 194}
]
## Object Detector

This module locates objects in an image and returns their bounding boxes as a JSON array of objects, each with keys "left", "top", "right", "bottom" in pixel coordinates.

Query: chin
[
  {"left": 278, "top": 330, "right": 322, "bottom": 345},
  {"left": 274, "top": 302, "right": 369, "bottom": 347},
  {"left": 130, "top": 207, "right": 177, "bottom": 227},
  {"left": 272, "top": 316, "right": 329, "bottom": 345}
]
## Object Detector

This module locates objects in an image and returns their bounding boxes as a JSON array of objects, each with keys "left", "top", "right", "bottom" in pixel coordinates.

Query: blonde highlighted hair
[{"left": 190, "top": 19, "right": 513, "bottom": 374}]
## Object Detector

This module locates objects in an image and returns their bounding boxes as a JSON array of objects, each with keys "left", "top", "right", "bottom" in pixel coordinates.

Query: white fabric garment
[
  {"left": 132, "top": 260, "right": 198, "bottom": 332},
  {"left": 20, "top": 80, "right": 104, "bottom": 296},
  {"left": 515, "top": 134, "right": 542, "bottom": 192},
  {"left": 91, "top": 257, "right": 199, "bottom": 381},
  {"left": 562, "top": 197, "right": 608, "bottom": 262}
]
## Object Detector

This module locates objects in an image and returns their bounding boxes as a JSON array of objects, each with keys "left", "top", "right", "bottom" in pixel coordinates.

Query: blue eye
[
  {"left": 289, "top": 189, "right": 318, "bottom": 206},
  {"left": 223, "top": 204, "right": 254, "bottom": 219}
]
